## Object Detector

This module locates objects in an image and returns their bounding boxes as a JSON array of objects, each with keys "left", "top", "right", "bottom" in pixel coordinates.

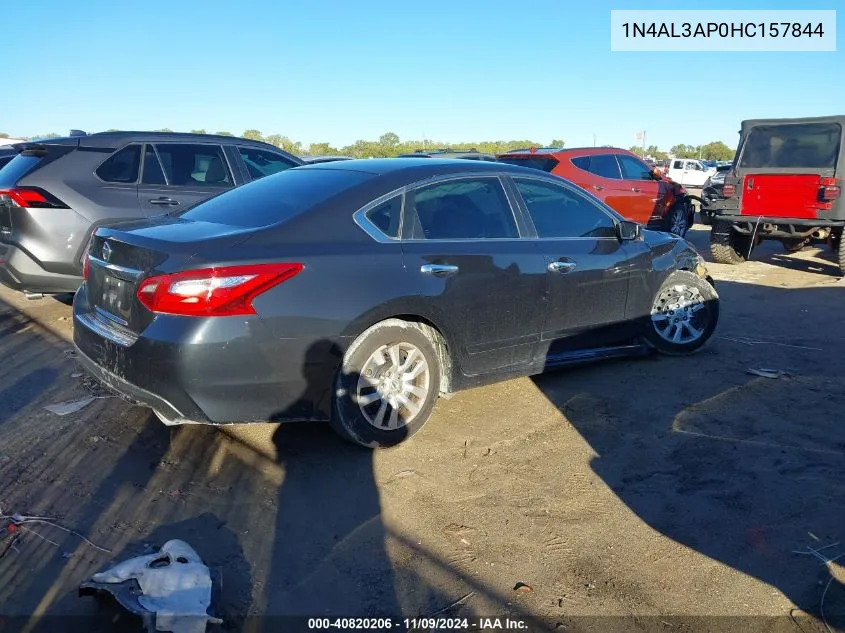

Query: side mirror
[{"left": 617, "top": 220, "right": 641, "bottom": 241}]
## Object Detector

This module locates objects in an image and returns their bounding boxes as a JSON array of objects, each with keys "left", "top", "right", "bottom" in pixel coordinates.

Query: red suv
[{"left": 497, "top": 147, "right": 694, "bottom": 236}]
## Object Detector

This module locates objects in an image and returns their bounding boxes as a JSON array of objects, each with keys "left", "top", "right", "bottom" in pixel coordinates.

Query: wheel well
[{"left": 385, "top": 314, "right": 454, "bottom": 396}]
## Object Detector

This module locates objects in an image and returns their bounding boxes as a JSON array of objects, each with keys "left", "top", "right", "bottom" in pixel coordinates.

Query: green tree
[
  {"left": 550, "top": 139, "right": 564, "bottom": 148},
  {"left": 154, "top": 128, "right": 173, "bottom": 133},
  {"left": 264, "top": 134, "right": 302, "bottom": 154},
  {"left": 0, "top": 133, "right": 9, "bottom": 138},
  {"left": 242, "top": 129, "right": 264, "bottom": 141},
  {"left": 699, "top": 141, "right": 734, "bottom": 161},
  {"left": 379, "top": 132, "right": 400, "bottom": 148},
  {"left": 190, "top": 128, "right": 207, "bottom": 134},
  {"left": 216, "top": 131, "right": 234, "bottom": 136},
  {"left": 105, "top": 128, "right": 122, "bottom": 132},
  {"left": 308, "top": 142, "right": 341, "bottom": 155}
]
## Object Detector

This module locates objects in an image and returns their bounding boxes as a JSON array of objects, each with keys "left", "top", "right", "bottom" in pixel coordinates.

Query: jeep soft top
[{"left": 708, "top": 115, "right": 844, "bottom": 274}]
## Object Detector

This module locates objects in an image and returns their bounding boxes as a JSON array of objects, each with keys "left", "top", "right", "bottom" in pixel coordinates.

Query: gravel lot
[{"left": 0, "top": 222, "right": 843, "bottom": 632}]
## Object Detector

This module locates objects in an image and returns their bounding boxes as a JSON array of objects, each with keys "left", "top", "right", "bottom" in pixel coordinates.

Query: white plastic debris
[
  {"left": 81, "top": 539, "right": 221, "bottom": 633},
  {"left": 44, "top": 397, "right": 96, "bottom": 415}
]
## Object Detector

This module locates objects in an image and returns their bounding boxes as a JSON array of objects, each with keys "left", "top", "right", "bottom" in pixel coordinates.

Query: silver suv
[{"left": 0, "top": 131, "right": 303, "bottom": 296}]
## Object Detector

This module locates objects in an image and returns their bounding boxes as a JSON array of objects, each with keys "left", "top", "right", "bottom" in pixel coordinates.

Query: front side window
[
  {"left": 96, "top": 145, "right": 141, "bottom": 183},
  {"left": 673, "top": 160, "right": 683, "bottom": 169},
  {"left": 153, "top": 144, "right": 232, "bottom": 187},
  {"left": 514, "top": 178, "right": 616, "bottom": 239},
  {"left": 587, "top": 154, "right": 622, "bottom": 180},
  {"left": 618, "top": 155, "right": 653, "bottom": 180},
  {"left": 409, "top": 178, "right": 518, "bottom": 240},
  {"left": 239, "top": 147, "right": 297, "bottom": 180}
]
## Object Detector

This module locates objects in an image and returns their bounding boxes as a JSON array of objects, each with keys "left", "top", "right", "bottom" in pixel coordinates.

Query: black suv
[
  {"left": 0, "top": 131, "right": 303, "bottom": 295},
  {"left": 396, "top": 148, "right": 498, "bottom": 161}
]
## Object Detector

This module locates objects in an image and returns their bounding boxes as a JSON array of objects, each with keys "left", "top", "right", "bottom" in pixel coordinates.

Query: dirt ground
[{"left": 0, "top": 220, "right": 844, "bottom": 632}]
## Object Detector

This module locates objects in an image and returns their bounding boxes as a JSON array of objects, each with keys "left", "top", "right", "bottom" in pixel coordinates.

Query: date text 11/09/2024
[
  {"left": 307, "top": 617, "right": 529, "bottom": 630},
  {"left": 621, "top": 22, "right": 825, "bottom": 38}
]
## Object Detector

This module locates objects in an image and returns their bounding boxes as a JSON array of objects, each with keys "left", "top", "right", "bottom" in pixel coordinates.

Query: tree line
[{"left": 2, "top": 130, "right": 734, "bottom": 160}]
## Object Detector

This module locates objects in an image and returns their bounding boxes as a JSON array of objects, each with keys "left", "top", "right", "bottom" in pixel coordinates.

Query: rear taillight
[
  {"left": 722, "top": 183, "right": 736, "bottom": 198},
  {"left": 820, "top": 178, "right": 840, "bottom": 202},
  {"left": 136, "top": 263, "right": 303, "bottom": 317},
  {"left": 82, "top": 253, "right": 90, "bottom": 281},
  {"left": 0, "top": 187, "right": 68, "bottom": 209}
]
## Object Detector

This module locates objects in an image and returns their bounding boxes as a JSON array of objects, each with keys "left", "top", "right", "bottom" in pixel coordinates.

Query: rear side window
[
  {"left": 96, "top": 145, "right": 141, "bottom": 183},
  {"left": 497, "top": 156, "right": 559, "bottom": 172},
  {"left": 154, "top": 144, "right": 232, "bottom": 187},
  {"left": 142, "top": 145, "right": 167, "bottom": 185},
  {"left": 617, "top": 155, "right": 652, "bottom": 180},
  {"left": 587, "top": 154, "right": 622, "bottom": 179},
  {"left": 408, "top": 178, "right": 518, "bottom": 240},
  {"left": 365, "top": 196, "right": 402, "bottom": 239},
  {"left": 740, "top": 123, "right": 841, "bottom": 169},
  {"left": 238, "top": 147, "right": 297, "bottom": 180},
  {"left": 514, "top": 178, "right": 616, "bottom": 239},
  {"left": 0, "top": 155, "right": 43, "bottom": 186},
  {"left": 178, "top": 168, "right": 373, "bottom": 228}
]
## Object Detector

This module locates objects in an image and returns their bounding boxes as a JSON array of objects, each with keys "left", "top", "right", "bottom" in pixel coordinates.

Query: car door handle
[
  {"left": 631, "top": 187, "right": 641, "bottom": 193},
  {"left": 592, "top": 185, "right": 604, "bottom": 191},
  {"left": 149, "top": 197, "right": 180, "bottom": 206},
  {"left": 420, "top": 264, "right": 459, "bottom": 276},
  {"left": 548, "top": 261, "right": 577, "bottom": 274}
]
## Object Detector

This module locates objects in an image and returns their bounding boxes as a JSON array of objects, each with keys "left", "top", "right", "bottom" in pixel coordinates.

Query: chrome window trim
[{"left": 352, "top": 190, "right": 406, "bottom": 243}]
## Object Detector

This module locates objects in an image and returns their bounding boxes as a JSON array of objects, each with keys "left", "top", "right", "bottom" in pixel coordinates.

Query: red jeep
[
  {"left": 707, "top": 117, "right": 844, "bottom": 275},
  {"left": 497, "top": 147, "right": 695, "bottom": 236}
]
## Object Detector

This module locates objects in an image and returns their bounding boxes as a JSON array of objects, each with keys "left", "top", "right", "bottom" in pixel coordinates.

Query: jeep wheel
[
  {"left": 662, "top": 203, "right": 691, "bottom": 237},
  {"left": 837, "top": 229, "right": 845, "bottom": 276},
  {"left": 710, "top": 221, "right": 753, "bottom": 264},
  {"left": 331, "top": 319, "right": 442, "bottom": 448},
  {"left": 645, "top": 271, "right": 719, "bottom": 356}
]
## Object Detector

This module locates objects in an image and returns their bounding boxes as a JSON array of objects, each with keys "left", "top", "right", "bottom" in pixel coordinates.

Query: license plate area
[{"left": 96, "top": 271, "right": 135, "bottom": 325}]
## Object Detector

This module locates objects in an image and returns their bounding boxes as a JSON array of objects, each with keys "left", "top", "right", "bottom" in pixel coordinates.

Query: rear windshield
[
  {"left": 497, "top": 156, "right": 559, "bottom": 172},
  {"left": 739, "top": 123, "right": 841, "bottom": 169},
  {"left": 0, "top": 154, "right": 42, "bottom": 186},
  {"left": 177, "top": 167, "right": 374, "bottom": 228}
]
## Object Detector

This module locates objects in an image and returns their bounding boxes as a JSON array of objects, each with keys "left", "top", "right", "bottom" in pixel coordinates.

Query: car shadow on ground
[
  {"left": 532, "top": 279, "right": 845, "bottom": 631},
  {"left": 0, "top": 301, "right": 545, "bottom": 631}
]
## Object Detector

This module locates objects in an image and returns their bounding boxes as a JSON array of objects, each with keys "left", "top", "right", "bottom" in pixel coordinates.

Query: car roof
[
  {"left": 296, "top": 157, "right": 537, "bottom": 177},
  {"left": 22, "top": 131, "right": 292, "bottom": 152},
  {"left": 498, "top": 146, "right": 636, "bottom": 158},
  {"left": 741, "top": 115, "right": 845, "bottom": 129}
]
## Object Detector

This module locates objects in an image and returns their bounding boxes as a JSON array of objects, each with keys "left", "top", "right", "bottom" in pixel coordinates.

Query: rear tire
[
  {"left": 644, "top": 271, "right": 719, "bottom": 356},
  {"left": 330, "top": 319, "right": 442, "bottom": 448},
  {"left": 710, "top": 221, "right": 752, "bottom": 264},
  {"left": 837, "top": 229, "right": 845, "bottom": 277}
]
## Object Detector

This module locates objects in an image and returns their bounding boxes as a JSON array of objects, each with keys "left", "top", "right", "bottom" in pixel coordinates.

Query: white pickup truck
[{"left": 666, "top": 158, "right": 717, "bottom": 187}]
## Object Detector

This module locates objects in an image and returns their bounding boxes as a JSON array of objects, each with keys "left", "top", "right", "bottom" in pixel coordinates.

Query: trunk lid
[{"left": 85, "top": 218, "right": 258, "bottom": 333}]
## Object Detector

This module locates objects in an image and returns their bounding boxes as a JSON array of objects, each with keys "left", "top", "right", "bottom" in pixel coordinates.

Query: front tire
[
  {"left": 662, "top": 202, "right": 691, "bottom": 237},
  {"left": 331, "top": 319, "right": 442, "bottom": 448},
  {"left": 644, "top": 271, "right": 719, "bottom": 356},
  {"left": 710, "top": 221, "right": 753, "bottom": 264},
  {"left": 837, "top": 229, "right": 845, "bottom": 276}
]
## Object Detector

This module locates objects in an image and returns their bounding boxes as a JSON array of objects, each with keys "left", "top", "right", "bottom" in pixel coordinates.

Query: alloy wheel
[
  {"left": 650, "top": 284, "right": 710, "bottom": 345},
  {"left": 356, "top": 342, "right": 430, "bottom": 430}
]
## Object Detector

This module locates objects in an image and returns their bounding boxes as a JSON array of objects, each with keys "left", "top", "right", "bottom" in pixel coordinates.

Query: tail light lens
[
  {"left": 82, "top": 253, "right": 90, "bottom": 281},
  {"left": 722, "top": 183, "right": 736, "bottom": 198},
  {"left": 0, "top": 187, "right": 68, "bottom": 209},
  {"left": 820, "top": 178, "right": 840, "bottom": 202},
  {"left": 136, "top": 263, "right": 303, "bottom": 317}
]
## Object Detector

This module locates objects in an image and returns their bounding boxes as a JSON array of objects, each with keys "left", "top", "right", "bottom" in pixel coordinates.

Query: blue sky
[{"left": 1, "top": 0, "right": 840, "bottom": 150}]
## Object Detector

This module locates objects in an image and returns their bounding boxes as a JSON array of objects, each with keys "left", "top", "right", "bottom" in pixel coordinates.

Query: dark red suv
[{"left": 497, "top": 147, "right": 694, "bottom": 236}]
